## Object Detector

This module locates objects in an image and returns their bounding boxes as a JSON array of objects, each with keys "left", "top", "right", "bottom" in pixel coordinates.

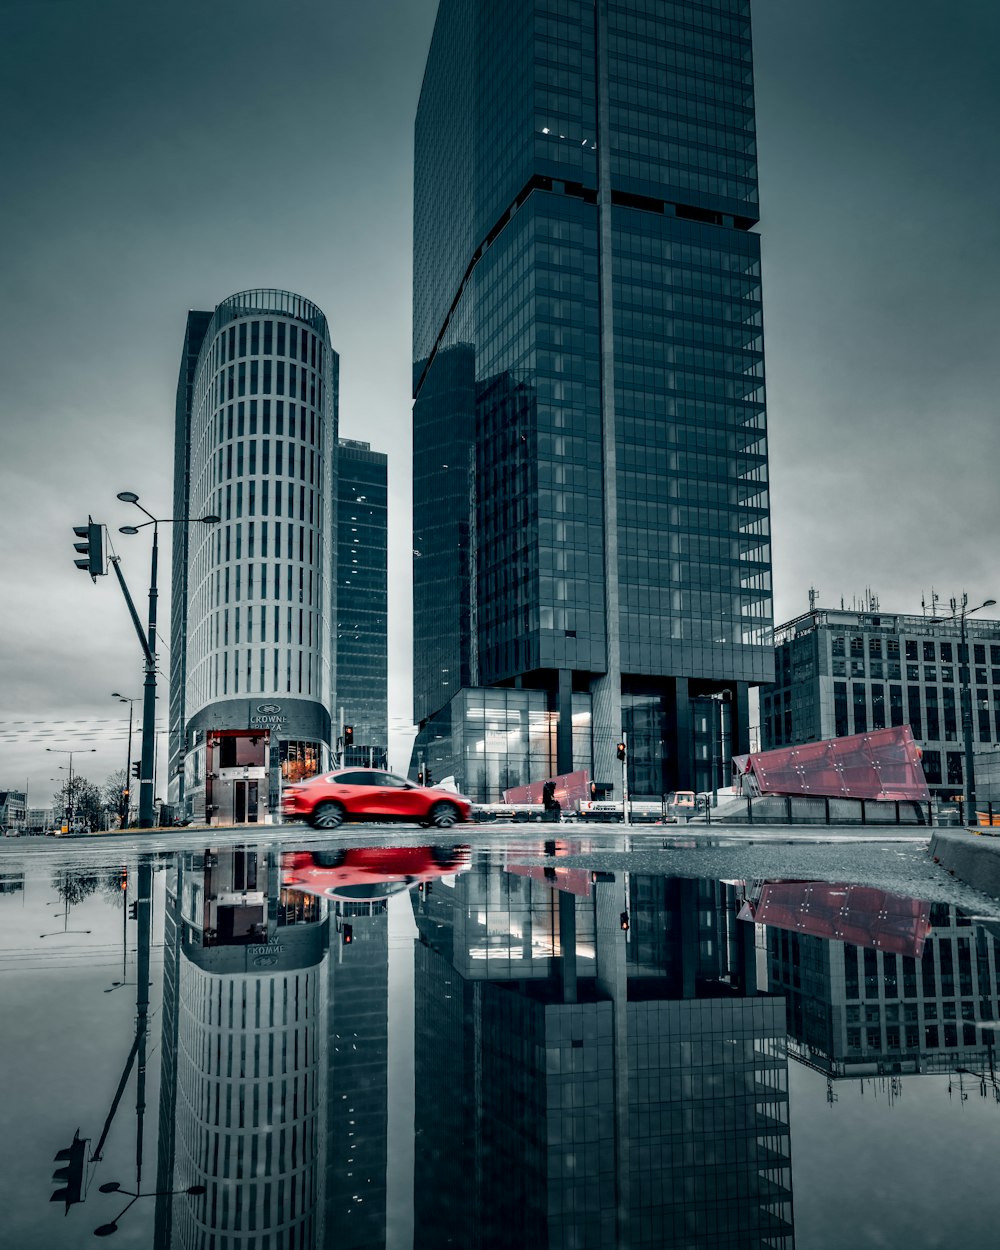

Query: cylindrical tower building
[{"left": 171, "top": 290, "right": 338, "bottom": 819}]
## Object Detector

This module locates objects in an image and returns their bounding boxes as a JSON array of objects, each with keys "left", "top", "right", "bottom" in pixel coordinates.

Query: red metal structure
[
  {"left": 503, "top": 769, "right": 591, "bottom": 811},
  {"left": 732, "top": 725, "right": 929, "bottom": 802}
]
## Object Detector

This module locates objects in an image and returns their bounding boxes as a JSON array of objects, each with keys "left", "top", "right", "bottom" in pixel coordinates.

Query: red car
[
  {"left": 281, "top": 768, "right": 472, "bottom": 830},
  {"left": 282, "top": 845, "right": 470, "bottom": 901}
]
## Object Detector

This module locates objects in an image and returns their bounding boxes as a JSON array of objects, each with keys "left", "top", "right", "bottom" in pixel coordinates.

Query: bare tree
[
  {"left": 51, "top": 775, "right": 104, "bottom": 830},
  {"left": 103, "top": 768, "right": 129, "bottom": 825}
]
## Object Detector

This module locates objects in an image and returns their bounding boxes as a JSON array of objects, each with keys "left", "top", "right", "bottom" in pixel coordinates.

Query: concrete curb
[{"left": 929, "top": 828, "right": 1000, "bottom": 899}]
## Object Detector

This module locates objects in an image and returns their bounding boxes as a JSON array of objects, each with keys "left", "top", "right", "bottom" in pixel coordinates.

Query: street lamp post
[
  {"left": 931, "top": 595, "right": 996, "bottom": 824},
  {"left": 115, "top": 494, "right": 219, "bottom": 828},
  {"left": 46, "top": 747, "right": 95, "bottom": 829},
  {"left": 112, "top": 694, "right": 139, "bottom": 827}
]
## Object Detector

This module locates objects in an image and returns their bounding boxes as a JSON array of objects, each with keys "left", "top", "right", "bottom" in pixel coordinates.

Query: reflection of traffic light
[
  {"left": 72, "top": 518, "right": 105, "bottom": 580},
  {"left": 616, "top": 742, "right": 626, "bottom": 761},
  {"left": 131, "top": 762, "right": 140, "bottom": 779},
  {"left": 620, "top": 911, "right": 630, "bottom": 932},
  {"left": 342, "top": 924, "right": 353, "bottom": 945},
  {"left": 343, "top": 725, "right": 354, "bottom": 746},
  {"left": 119, "top": 870, "right": 128, "bottom": 892},
  {"left": 51, "top": 1131, "right": 88, "bottom": 1212}
]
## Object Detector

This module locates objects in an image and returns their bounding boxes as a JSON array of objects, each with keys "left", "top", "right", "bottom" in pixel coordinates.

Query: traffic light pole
[
  {"left": 109, "top": 547, "right": 158, "bottom": 829},
  {"left": 621, "top": 731, "right": 630, "bottom": 826}
]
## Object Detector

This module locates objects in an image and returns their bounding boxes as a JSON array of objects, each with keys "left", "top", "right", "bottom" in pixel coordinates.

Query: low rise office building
[{"left": 762, "top": 605, "right": 1000, "bottom": 801}]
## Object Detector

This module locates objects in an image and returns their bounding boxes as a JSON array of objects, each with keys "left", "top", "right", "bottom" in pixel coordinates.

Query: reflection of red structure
[
  {"left": 505, "top": 838, "right": 594, "bottom": 896},
  {"left": 738, "top": 881, "right": 932, "bottom": 958},
  {"left": 503, "top": 769, "right": 591, "bottom": 811},
  {"left": 733, "top": 725, "right": 929, "bottom": 801},
  {"left": 281, "top": 846, "right": 470, "bottom": 902}
]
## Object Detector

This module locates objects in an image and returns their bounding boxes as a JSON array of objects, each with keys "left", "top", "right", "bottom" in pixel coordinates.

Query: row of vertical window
[
  {"left": 193, "top": 646, "right": 320, "bottom": 700},
  {"left": 832, "top": 634, "right": 1000, "bottom": 665},
  {"left": 216, "top": 399, "right": 322, "bottom": 446},
  {"left": 213, "top": 317, "right": 323, "bottom": 372},
  {"left": 199, "top": 478, "right": 322, "bottom": 527},
  {"left": 214, "top": 440, "right": 323, "bottom": 488},
  {"left": 213, "top": 358, "right": 324, "bottom": 407}
]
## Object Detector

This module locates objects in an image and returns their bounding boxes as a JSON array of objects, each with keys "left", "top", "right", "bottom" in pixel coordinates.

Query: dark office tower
[
  {"left": 413, "top": 0, "right": 772, "bottom": 799},
  {"left": 325, "top": 900, "right": 389, "bottom": 1250},
  {"left": 336, "top": 439, "right": 389, "bottom": 769},
  {"left": 169, "top": 290, "right": 338, "bottom": 820},
  {"left": 412, "top": 866, "right": 793, "bottom": 1248}
]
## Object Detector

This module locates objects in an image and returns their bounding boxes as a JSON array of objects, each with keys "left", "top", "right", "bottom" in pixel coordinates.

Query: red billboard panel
[
  {"left": 738, "top": 881, "right": 932, "bottom": 959},
  {"left": 734, "top": 725, "right": 929, "bottom": 801},
  {"left": 503, "top": 769, "right": 591, "bottom": 812}
]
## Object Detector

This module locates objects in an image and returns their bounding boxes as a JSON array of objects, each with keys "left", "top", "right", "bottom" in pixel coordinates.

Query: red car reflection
[
  {"left": 281, "top": 768, "right": 472, "bottom": 830},
  {"left": 282, "top": 846, "right": 470, "bottom": 902}
]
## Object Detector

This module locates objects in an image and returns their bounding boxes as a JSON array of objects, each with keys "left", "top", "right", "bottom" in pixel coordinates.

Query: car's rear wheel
[
  {"left": 431, "top": 845, "right": 463, "bottom": 867},
  {"left": 429, "top": 801, "right": 460, "bottom": 829},
  {"left": 312, "top": 850, "right": 346, "bottom": 868},
  {"left": 310, "top": 801, "right": 346, "bottom": 830}
]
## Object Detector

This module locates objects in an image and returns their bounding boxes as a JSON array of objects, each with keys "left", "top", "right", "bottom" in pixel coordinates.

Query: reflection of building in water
[
  {"left": 767, "top": 899, "right": 1000, "bottom": 1078},
  {"left": 325, "top": 898, "right": 388, "bottom": 1250},
  {"left": 155, "top": 848, "right": 328, "bottom": 1250},
  {"left": 412, "top": 860, "right": 793, "bottom": 1248}
]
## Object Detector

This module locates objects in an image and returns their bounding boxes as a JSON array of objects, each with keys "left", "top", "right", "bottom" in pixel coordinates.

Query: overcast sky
[{"left": 1, "top": 0, "right": 998, "bottom": 803}]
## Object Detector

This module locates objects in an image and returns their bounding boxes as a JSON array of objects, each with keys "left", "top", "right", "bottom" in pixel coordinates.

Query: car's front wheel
[
  {"left": 428, "top": 801, "right": 460, "bottom": 829},
  {"left": 310, "top": 801, "right": 346, "bottom": 830}
]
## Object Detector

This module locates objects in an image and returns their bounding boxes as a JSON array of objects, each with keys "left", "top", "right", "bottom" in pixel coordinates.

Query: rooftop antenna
[{"left": 808, "top": 586, "right": 819, "bottom": 611}]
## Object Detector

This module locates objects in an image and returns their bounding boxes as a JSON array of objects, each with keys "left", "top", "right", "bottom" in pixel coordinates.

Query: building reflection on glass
[
  {"left": 411, "top": 854, "right": 794, "bottom": 1248},
  {"left": 761, "top": 883, "right": 1000, "bottom": 1084},
  {"left": 154, "top": 847, "right": 335, "bottom": 1249}
]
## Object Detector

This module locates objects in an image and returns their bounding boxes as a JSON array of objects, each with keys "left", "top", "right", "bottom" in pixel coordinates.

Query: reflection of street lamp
[
  {"left": 93, "top": 1182, "right": 206, "bottom": 1237},
  {"left": 930, "top": 595, "right": 996, "bottom": 822},
  {"left": 115, "top": 493, "right": 219, "bottom": 828},
  {"left": 46, "top": 747, "right": 96, "bottom": 827}
]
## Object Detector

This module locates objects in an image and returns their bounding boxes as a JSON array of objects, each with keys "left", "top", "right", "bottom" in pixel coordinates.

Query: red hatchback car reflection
[
  {"left": 281, "top": 768, "right": 472, "bottom": 830},
  {"left": 282, "top": 846, "right": 470, "bottom": 902}
]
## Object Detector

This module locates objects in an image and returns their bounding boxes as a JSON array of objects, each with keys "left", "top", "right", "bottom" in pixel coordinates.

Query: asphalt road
[{"left": 4, "top": 820, "right": 996, "bottom": 914}]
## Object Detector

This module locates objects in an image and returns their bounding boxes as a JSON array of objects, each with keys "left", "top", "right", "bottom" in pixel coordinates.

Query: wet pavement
[{"left": 2, "top": 827, "right": 999, "bottom": 1248}]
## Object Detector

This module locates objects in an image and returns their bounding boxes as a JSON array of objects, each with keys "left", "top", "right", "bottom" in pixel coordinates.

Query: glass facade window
[{"left": 336, "top": 440, "right": 389, "bottom": 767}]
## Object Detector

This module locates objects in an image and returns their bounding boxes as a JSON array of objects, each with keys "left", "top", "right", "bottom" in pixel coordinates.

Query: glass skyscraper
[
  {"left": 170, "top": 290, "right": 338, "bottom": 818},
  {"left": 336, "top": 439, "right": 389, "bottom": 768},
  {"left": 412, "top": 0, "right": 772, "bottom": 798}
]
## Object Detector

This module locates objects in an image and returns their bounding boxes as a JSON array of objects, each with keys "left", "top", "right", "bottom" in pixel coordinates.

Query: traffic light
[
  {"left": 342, "top": 923, "right": 353, "bottom": 945},
  {"left": 51, "top": 1131, "right": 88, "bottom": 1213},
  {"left": 128, "top": 902, "right": 138, "bottom": 920},
  {"left": 72, "top": 518, "right": 105, "bottom": 580},
  {"left": 616, "top": 742, "right": 627, "bottom": 761},
  {"left": 417, "top": 770, "right": 425, "bottom": 785},
  {"left": 343, "top": 725, "right": 354, "bottom": 746},
  {"left": 424, "top": 767, "right": 433, "bottom": 786},
  {"left": 131, "top": 762, "right": 141, "bottom": 779}
]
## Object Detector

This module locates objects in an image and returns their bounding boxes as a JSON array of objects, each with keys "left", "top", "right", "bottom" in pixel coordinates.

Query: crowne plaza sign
[{"left": 249, "top": 702, "right": 288, "bottom": 728}]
